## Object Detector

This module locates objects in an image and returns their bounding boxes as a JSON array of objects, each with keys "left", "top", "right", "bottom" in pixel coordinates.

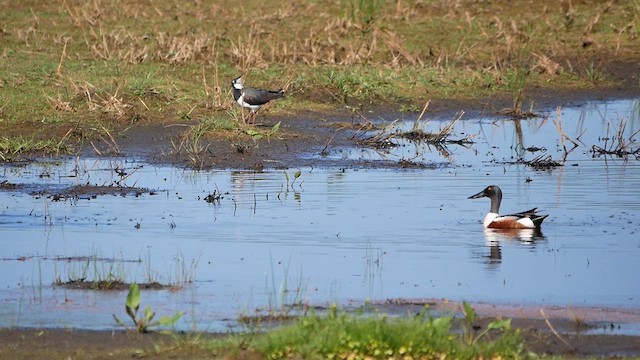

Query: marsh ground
[
  {"left": 2, "top": 87, "right": 640, "bottom": 360},
  {"left": 2, "top": 0, "right": 639, "bottom": 167},
  {"left": 1, "top": 0, "right": 639, "bottom": 358},
  {"left": 2, "top": 309, "right": 640, "bottom": 359}
]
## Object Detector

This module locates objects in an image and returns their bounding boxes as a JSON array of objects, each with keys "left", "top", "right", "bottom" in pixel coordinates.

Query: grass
[
  {"left": 170, "top": 110, "right": 283, "bottom": 167},
  {"left": 1, "top": 0, "right": 638, "bottom": 158},
  {"left": 203, "top": 305, "right": 525, "bottom": 359},
  {"left": 53, "top": 250, "right": 199, "bottom": 290},
  {"left": 0, "top": 134, "right": 72, "bottom": 161},
  {"left": 53, "top": 254, "right": 132, "bottom": 290},
  {"left": 238, "top": 256, "right": 309, "bottom": 326}
]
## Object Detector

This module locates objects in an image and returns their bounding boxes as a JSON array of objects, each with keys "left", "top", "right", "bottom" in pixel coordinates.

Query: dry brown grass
[
  {"left": 38, "top": 0, "right": 635, "bottom": 71},
  {"left": 0, "top": 0, "right": 638, "bottom": 156}
]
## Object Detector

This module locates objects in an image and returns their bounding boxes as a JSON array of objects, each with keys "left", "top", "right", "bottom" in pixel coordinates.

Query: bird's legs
[{"left": 239, "top": 107, "right": 247, "bottom": 124}]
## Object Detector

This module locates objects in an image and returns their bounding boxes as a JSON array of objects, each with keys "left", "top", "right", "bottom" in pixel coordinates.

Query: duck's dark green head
[
  {"left": 468, "top": 185, "right": 502, "bottom": 200},
  {"left": 469, "top": 185, "right": 503, "bottom": 214}
]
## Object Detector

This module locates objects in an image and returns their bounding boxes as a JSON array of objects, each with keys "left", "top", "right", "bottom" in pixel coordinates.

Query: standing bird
[
  {"left": 231, "top": 76, "right": 284, "bottom": 123},
  {"left": 468, "top": 185, "right": 549, "bottom": 229}
]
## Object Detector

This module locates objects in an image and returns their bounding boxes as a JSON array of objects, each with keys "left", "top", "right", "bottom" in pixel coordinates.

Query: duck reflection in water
[
  {"left": 484, "top": 228, "right": 545, "bottom": 242},
  {"left": 482, "top": 228, "right": 546, "bottom": 268}
]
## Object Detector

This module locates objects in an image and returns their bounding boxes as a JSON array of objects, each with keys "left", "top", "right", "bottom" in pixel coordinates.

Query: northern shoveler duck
[
  {"left": 468, "top": 185, "right": 548, "bottom": 229},
  {"left": 231, "top": 76, "right": 284, "bottom": 122}
]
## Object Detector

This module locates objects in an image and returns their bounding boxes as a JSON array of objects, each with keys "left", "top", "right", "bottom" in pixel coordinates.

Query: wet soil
[
  {"left": 115, "top": 83, "right": 639, "bottom": 171},
  {"left": 1, "top": 306, "right": 640, "bottom": 359}
]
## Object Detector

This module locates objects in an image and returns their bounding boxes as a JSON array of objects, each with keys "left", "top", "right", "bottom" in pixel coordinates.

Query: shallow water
[{"left": 1, "top": 98, "right": 639, "bottom": 333}]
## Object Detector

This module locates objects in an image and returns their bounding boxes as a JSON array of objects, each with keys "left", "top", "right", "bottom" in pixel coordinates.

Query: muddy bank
[
  {"left": 2, "top": 307, "right": 640, "bottom": 359},
  {"left": 105, "top": 85, "right": 639, "bottom": 170}
]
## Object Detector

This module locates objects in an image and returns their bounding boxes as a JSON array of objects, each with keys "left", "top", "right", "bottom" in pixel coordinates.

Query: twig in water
[
  {"left": 590, "top": 117, "right": 640, "bottom": 159},
  {"left": 553, "top": 107, "right": 578, "bottom": 159}
]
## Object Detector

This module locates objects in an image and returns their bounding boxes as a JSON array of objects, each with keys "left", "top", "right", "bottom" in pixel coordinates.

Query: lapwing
[
  {"left": 231, "top": 76, "right": 284, "bottom": 122},
  {"left": 468, "top": 185, "right": 549, "bottom": 229}
]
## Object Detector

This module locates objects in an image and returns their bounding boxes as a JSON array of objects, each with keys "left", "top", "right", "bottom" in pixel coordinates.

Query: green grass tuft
[
  {"left": 249, "top": 306, "right": 523, "bottom": 360},
  {"left": 0, "top": 135, "right": 72, "bottom": 161}
]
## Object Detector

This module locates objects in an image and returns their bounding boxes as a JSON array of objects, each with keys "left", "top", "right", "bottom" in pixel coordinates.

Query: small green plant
[
  {"left": 172, "top": 119, "right": 213, "bottom": 168},
  {"left": 244, "top": 121, "right": 281, "bottom": 140},
  {"left": 585, "top": 62, "right": 605, "bottom": 83},
  {"left": 505, "top": 65, "right": 528, "bottom": 116},
  {"left": 461, "top": 301, "right": 513, "bottom": 346},
  {"left": 283, "top": 169, "right": 302, "bottom": 191},
  {"left": 128, "top": 70, "right": 160, "bottom": 98},
  {"left": 113, "top": 283, "right": 183, "bottom": 333}
]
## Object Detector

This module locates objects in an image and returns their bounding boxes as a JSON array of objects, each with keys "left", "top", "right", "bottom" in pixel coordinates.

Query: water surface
[{"left": 1, "top": 99, "right": 639, "bottom": 332}]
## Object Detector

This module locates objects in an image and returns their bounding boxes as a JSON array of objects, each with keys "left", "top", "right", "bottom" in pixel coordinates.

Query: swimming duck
[
  {"left": 231, "top": 76, "right": 284, "bottom": 122},
  {"left": 468, "top": 185, "right": 548, "bottom": 229}
]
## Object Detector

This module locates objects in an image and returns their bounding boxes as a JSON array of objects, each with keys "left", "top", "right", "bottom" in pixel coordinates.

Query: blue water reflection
[{"left": 0, "top": 99, "right": 638, "bottom": 331}]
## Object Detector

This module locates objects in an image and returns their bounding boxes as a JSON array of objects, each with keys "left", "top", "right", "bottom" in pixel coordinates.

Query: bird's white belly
[{"left": 237, "top": 94, "right": 261, "bottom": 111}]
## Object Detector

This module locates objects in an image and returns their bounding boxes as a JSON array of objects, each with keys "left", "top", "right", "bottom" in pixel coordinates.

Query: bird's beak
[{"left": 468, "top": 190, "right": 486, "bottom": 199}]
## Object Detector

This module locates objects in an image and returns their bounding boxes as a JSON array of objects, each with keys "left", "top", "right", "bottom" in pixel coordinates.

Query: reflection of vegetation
[
  {"left": 552, "top": 106, "right": 580, "bottom": 162},
  {"left": 239, "top": 258, "right": 308, "bottom": 326},
  {"left": 113, "top": 283, "right": 183, "bottom": 333},
  {"left": 522, "top": 155, "right": 564, "bottom": 170}
]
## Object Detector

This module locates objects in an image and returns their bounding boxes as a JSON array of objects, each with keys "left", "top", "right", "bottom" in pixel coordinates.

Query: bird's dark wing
[
  {"left": 503, "top": 207, "right": 549, "bottom": 227},
  {"left": 243, "top": 88, "right": 284, "bottom": 106},
  {"left": 503, "top": 207, "right": 539, "bottom": 218}
]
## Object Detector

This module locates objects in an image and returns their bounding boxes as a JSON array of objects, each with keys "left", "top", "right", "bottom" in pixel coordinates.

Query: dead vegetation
[
  {"left": 360, "top": 102, "right": 476, "bottom": 152},
  {"left": 1, "top": 0, "right": 638, "bottom": 160},
  {"left": 523, "top": 154, "right": 564, "bottom": 170},
  {"left": 502, "top": 103, "right": 639, "bottom": 170},
  {"left": 398, "top": 109, "right": 475, "bottom": 145},
  {"left": 30, "top": 184, "right": 151, "bottom": 202},
  {"left": 592, "top": 118, "right": 640, "bottom": 159}
]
